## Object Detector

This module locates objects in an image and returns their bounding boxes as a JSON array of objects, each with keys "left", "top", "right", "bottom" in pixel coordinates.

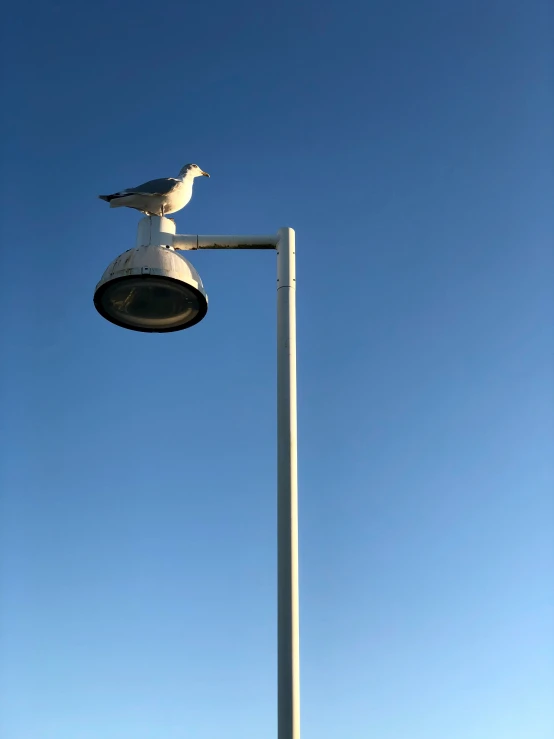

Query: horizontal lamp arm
[{"left": 173, "top": 234, "right": 278, "bottom": 251}]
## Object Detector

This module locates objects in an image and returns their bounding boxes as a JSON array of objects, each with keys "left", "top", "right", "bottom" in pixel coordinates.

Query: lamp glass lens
[{"left": 101, "top": 277, "right": 201, "bottom": 330}]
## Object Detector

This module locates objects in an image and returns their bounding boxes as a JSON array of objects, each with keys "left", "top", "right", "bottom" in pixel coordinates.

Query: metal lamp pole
[
  {"left": 170, "top": 222, "right": 299, "bottom": 739},
  {"left": 276, "top": 228, "right": 300, "bottom": 739}
]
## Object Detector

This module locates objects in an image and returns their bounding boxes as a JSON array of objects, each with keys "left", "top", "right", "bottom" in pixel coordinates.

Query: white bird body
[
  {"left": 107, "top": 176, "right": 193, "bottom": 216},
  {"left": 99, "top": 163, "right": 209, "bottom": 217}
]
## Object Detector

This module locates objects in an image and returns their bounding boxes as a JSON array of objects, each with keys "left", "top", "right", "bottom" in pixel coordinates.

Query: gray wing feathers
[{"left": 121, "top": 177, "right": 179, "bottom": 196}]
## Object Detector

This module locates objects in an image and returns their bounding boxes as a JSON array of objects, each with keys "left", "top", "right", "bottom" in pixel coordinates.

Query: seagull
[{"left": 99, "top": 163, "right": 210, "bottom": 217}]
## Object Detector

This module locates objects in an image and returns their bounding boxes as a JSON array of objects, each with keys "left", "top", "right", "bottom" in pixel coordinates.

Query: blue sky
[{"left": 1, "top": 1, "right": 553, "bottom": 737}]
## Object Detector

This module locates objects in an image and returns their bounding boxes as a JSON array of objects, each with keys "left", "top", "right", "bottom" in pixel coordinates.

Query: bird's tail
[{"left": 99, "top": 194, "right": 114, "bottom": 202}]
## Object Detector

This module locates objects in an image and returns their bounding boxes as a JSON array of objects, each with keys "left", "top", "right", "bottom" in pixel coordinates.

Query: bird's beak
[{"left": 201, "top": 170, "right": 210, "bottom": 177}]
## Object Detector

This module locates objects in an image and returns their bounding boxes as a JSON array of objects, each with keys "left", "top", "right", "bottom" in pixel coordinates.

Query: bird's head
[{"left": 179, "top": 163, "right": 210, "bottom": 179}]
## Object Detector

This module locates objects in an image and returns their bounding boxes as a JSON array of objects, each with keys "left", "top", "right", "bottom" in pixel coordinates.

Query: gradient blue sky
[{"left": 1, "top": 1, "right": 553, "bottom": 738}]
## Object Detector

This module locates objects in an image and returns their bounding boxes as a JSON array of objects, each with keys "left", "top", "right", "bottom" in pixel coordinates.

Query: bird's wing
[{"left": 122, "top": 177, "right": 180, "bottom": 196}]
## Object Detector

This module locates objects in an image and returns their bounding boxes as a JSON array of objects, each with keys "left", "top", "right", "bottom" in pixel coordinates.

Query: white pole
[{"left": 276, "top": 227, "right": 300, "bottom": 739}]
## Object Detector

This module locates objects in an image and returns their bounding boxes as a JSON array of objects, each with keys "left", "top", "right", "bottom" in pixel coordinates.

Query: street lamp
[{"left": 94, "top": 215, "right": 300, "bottom": 739}]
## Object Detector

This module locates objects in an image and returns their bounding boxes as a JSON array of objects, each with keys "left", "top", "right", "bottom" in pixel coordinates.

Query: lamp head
[{"left": 94, "top": 245, "right": 208, "bottom": 332}]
